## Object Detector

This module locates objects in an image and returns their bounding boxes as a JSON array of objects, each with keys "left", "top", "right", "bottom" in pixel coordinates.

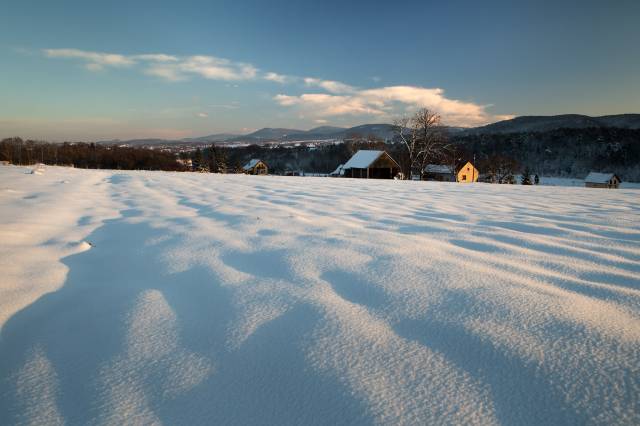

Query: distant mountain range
[{"left": 98, "top": 114, "right": 640, "bottom": 146}]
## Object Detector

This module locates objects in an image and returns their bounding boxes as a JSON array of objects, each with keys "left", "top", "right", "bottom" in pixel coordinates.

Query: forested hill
[
  {"left": 462, "top": 114, "right": 640, "bottom": 134},
  {"left": 453, "top": 127, "right": 640, "bottom": 181}
]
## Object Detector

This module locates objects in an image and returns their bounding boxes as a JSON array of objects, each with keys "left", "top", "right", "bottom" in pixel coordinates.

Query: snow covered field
[{"left": 1, "top": 165, "right": 639, "bottom": 425}]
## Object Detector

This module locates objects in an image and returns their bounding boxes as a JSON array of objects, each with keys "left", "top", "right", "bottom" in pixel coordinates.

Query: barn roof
[
  {"left": 343, "top": 150, "right": 386, "bottom": 169},
  {"left": 585, "top": 172, "right": 618, "bottom": 184},
  {"left": 242, "top": 159, "right": 263, "bottom": 171},
  {"left": 424, "top": 164, "right": 454, "bottom": 174}
]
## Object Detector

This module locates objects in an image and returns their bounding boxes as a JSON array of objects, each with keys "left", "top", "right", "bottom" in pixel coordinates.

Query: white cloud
[
  {"left": 264, "top": 72, "right": 290, "bottom": 84},
  {"left": 276, "top": 85, "right": 510, "bottom": 126},
  {"left": 197, "top": 112, "right": 208, "bottom": 118},
  {"left": 132, "top": 54, "right": 179, "bottom": 62},
  {"left": 177, "top": 55, "right": 258, "bottom": 80},
  {"left": 275, "top": 93, "right": 384, "bottom": 117},
  {"left": 303, "top": 77, "right": 356, "bottom": 94},
  {"left": 43, "top": 48, "right": 135, "bottom": 70},
  {"left": 43, "top": 48, "right": 259, "bottom": 81}
]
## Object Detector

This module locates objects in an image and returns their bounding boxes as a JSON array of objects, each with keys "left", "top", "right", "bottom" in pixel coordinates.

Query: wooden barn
[
  {"left": 242, "top": 159, "right": 268, "bottom": 175},
  {"left": 341, "top": 150, "right": 401, "bottom": 179},
  {"left": 423, "top": 164, "right": 455, "bottom": 181},
  {"left": 584, "top": 172, "right": 621, "bottom": 188},
  {"left": 457, "top": 161, "right": 479, "bottom": 183}
]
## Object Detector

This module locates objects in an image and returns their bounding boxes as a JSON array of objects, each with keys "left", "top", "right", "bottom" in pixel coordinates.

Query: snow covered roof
[
  {"left": 585, "top": 172, "right": 618, "bottom": 184},
  {"left": 424, "top": 164, "right": 453, "bottom": 174},
  {"left": 242, "top": 159, "right": 263, "bottom": 171},
  {"left": 342, "top": 150, "right": 385, "bottom": 169}
]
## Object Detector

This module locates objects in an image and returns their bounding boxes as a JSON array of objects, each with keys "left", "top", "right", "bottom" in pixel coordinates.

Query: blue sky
[{"left": 1, "top": 0, "right": 639, "bottom": 140}]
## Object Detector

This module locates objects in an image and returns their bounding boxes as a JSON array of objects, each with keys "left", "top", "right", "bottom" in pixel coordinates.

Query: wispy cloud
[
  {"left": 167, "top": 55, "right": 257, "bottom": 81},
  {"left": 43, "top": 48, "right": 135, "bottom": 71},
  {"left": 264, "top": 72, "right": 291, "bottom": 84},
  {"left": 303, "top": 77, "right": 356, "bottom": 94},
  {"left": 44, "top": 48, "right": 258, "bottom": 81}
]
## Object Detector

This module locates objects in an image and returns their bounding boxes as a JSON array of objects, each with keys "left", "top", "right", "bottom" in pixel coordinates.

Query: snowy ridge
[{"left": 0, "top": 166, "right": 639, "bottom": 424}]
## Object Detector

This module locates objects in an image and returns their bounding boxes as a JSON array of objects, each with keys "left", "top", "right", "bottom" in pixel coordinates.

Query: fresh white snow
[
  {"left": 1, "top": 165, "right": 639, "bottom": 425},
  {"left": 342, "top": 150, "right": 385, "bottom": 169}
]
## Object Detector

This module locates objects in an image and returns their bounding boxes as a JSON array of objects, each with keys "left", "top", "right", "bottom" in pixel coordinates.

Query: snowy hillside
[{"left": 1, "top": 165, "right": 639, "bottom": 425}]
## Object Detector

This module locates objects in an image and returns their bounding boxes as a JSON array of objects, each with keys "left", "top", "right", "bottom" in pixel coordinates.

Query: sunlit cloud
[{"left": 276, "top": 85, "right": 510, "bottom": 126}]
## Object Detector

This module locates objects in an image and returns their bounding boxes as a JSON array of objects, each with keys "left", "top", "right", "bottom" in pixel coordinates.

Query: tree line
[
  {"left": 0, "top": 138, "right": 186, "bottom": 171},
  {"left": 3, "top": 114, "right": 638, "bottom": 181}
]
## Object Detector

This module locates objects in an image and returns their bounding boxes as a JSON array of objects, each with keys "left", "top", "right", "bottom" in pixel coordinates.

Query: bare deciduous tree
[
  {"left": 483, "top": 155, "right": 518, "bottom": 184},
  {"left": 393, "top": 108, "right": 451, "bottom": 179}
]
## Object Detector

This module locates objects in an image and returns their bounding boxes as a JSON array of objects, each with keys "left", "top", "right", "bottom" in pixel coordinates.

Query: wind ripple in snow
[{"left": 1, "top": 167, "right": 639, "bottom": 425}]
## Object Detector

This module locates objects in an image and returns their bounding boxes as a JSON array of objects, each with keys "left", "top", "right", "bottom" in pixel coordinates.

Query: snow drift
[{"left": 0, "top": 165, "right": 639, "bottom": 425}]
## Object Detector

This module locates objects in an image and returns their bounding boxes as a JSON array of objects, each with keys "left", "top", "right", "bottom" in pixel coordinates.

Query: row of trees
[{"left": 0, "top": 138, "right": 186, "bottom": 171}]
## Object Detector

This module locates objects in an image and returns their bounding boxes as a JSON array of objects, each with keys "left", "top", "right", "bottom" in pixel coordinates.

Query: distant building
[
  {"left": 0, "top": 160, "right": 10, "bottom": 166},
  {"left": 457, "top": 161, "right": 479, "bottom": 183},
  {"left": 341, "top": 150, "right": 401, "bottom": 179},
  {"left": 423, "top": 164, "right": 455, "bottom": 181},
  {"left": 242, "top": 159, "right": 268, "bottom": 175},
  {"left": 584, "top": 172, "right": 621, "bottom": 188}
]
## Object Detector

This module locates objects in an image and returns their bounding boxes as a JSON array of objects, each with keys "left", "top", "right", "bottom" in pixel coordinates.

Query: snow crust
[{"left": 1, "top": 165, "right": 639, "bottom": 425}]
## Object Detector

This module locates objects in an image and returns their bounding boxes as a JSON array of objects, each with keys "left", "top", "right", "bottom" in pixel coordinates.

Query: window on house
[{"left": 461, "top": 175, "right": 467, "bottom": 181}]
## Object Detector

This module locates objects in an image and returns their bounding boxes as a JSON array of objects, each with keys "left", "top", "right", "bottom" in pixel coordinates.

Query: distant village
[{"left": 220, "top": 149, "right": 622, "bottom": 189}]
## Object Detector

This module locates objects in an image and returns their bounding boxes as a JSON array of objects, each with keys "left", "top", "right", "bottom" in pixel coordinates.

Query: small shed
[
  {"left": 584, "top": 172, "right": 620, "bottom": 188},
  {"left": 457, "top": 161, "right": 479, "bottom": 183},
  {"left": 423, "top": 164, "right": 455, "bottom": 181},
  {"left": 342, "top": 150, "right": 401, "bottom": 179},
  {"left": 242, "top": 159, "right": 268, "bottom": 175}
]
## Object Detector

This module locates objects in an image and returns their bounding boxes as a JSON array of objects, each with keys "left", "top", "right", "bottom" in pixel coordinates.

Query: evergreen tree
[
  {"left": 207, "top": 144, "right": 217, "bottom": 173},
  {"left": 215, "top": 146, "right": 227, "bottom": 173},
  {"left": 192, "top": 148, "right": 203, "bottom": 171}
]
